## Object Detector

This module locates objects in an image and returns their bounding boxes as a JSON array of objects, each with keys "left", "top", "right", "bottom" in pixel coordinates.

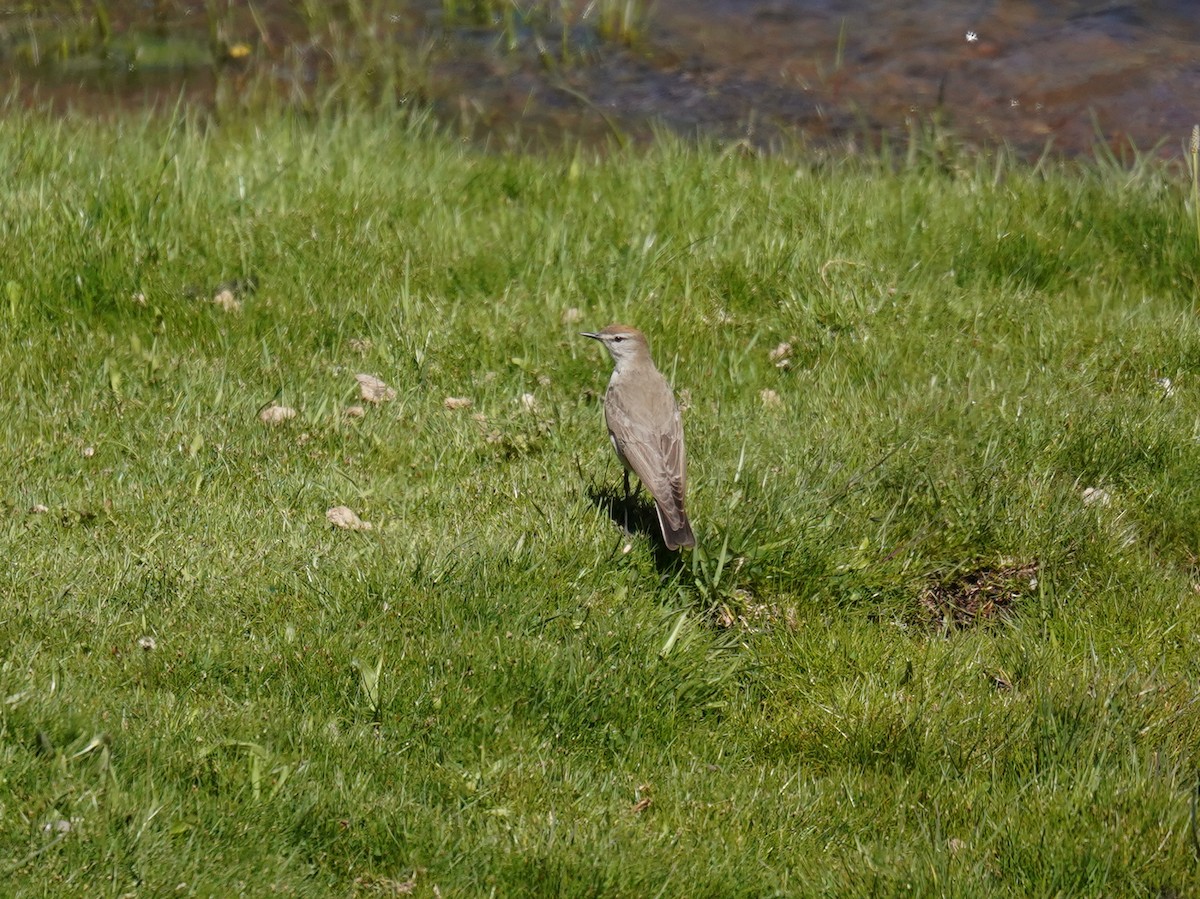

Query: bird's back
[{"left": 605, "top": 364, "right": 692, "bottom": 547}]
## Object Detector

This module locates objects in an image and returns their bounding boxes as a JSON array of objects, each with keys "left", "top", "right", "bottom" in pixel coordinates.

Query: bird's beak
[{"left": 580, "top": 332, "right": 601, "bottom": 340}]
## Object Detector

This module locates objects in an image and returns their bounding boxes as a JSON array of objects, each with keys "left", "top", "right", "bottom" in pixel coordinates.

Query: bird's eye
[{"left": 612, "top": 335, "right": 625, "bottom": 342}]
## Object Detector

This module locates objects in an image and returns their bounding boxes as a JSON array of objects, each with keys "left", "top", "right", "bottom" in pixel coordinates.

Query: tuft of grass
[
  {"left": 2, "top": 0, "right": 657, "bottom": 118},
  {"left": 2, "top": 103, "right": 1200, "bottom": 895},
  {"left": 595, "top": 0, "right": 655, "bottom": 47},
  {"left": 1189, "top": 124, "right": 1200, "bottom": 257}
]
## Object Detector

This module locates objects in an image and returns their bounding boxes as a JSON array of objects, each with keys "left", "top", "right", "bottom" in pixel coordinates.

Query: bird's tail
[{"left": 655, "top": 503, "right": 696, "bottom": 551}]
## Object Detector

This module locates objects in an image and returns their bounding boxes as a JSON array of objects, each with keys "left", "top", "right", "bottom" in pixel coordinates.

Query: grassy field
[{"left": 2, "top": 103, "right": 1200, "bottom": 897}]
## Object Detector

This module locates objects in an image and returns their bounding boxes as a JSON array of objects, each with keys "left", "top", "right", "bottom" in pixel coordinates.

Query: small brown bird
[{"left": 582, "top": 324, "right": 696, "bottom": 550}]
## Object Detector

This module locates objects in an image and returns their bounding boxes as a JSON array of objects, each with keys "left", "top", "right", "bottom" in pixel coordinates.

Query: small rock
[
  {"left": 211, "top": 288, "right": 241, "bottom": 313},
  {"left": 258, "top": 404, "right": 297, "bottom": 425},
  {"left": 769, "top": 341, "right": 793, "bottom": 368},
  {"left": 344, "top": 405, "right": 366, "bottom": 420},
  {"left": 760, "top": 389, "right": 783, "bottom": 408},
  {"left": 356, "top": 373, "right": 396, "bottom": 404},
  {"left": 444, "top": 396, "right": 472, "bottom": 410},
  {"left": 327, "top": 505, "right": 373, "bottom": 531}
]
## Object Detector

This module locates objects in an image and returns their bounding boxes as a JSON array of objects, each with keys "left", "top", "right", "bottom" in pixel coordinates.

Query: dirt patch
[{"left": 921, "top": 559, "right": 1039, "bottom": 628}]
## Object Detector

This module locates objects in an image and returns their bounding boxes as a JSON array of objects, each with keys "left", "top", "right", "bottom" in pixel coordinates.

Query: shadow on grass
[{"left": 586, "top": 483, "right": 686, "bottom": 573}]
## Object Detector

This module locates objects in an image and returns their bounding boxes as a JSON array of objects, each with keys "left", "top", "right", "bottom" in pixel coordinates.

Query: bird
[{"left": 581, "top": 324, "right": 696, "bottom": 550}]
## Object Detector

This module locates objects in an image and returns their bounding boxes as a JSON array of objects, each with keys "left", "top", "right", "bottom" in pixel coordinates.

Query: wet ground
[
  {"left": 2, "top": 1, "right": 1198, "bottom": 159},
  {"left": 652, "top": 0, "right": 1200, "bottom": 158}
]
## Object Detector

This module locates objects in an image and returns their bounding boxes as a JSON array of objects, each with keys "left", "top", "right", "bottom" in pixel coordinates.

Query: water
[
  {"left": 645, "top": 0, "right": 1200, "bottom": 157},
  {"left": 2, "top": 1, "right": 1197, "bottom": 158}
]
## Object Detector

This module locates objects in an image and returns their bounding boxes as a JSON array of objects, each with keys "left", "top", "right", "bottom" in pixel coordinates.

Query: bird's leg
[{"left": 622, "top": 469, "right": 631, "bottom": 535}]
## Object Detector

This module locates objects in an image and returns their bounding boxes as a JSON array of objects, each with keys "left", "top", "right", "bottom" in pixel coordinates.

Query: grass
[
  {"left": 1, "top": 0, "right": 656, "bottom": 93},
  {"left": 2, "top": 102, "right": 1200, "bottom": 896}
]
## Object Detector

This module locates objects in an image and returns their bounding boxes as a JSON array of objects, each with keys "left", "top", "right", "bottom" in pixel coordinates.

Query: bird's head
[{"left": 581, "top": 324, "right": 651, "bottom": 368}]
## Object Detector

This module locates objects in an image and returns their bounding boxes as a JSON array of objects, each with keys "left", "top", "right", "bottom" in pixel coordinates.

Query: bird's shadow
[{"left": 585, "top": 483, "right": 685, "bottom": 572}]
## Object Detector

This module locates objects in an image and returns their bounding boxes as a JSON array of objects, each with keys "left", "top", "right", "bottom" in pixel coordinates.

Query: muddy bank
[{"left": 2, "top": 1, "right": 1197, "bottom": 159}]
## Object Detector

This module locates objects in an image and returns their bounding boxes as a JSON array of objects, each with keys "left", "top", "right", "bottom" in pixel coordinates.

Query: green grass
[
  {"left": 2, "top": 0, "right": 655, "bottom": 104},
  {"left": 2, "top": 104, "right": 1200, "bottom": 896}
]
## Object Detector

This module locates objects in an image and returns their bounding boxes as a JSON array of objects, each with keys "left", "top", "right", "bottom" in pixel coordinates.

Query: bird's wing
[
  {"left": 657, "top": 407, "right": 688, "bottom": 517},
  {"left": 609, "top": 380, "right": 688, "bottom": 525}
]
